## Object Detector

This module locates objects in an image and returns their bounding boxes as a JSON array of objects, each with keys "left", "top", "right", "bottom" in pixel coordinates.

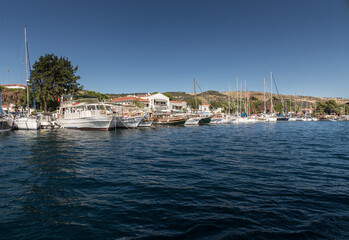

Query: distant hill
[{"left": 106, "top": 91, "right": 349, "bottom": 105}]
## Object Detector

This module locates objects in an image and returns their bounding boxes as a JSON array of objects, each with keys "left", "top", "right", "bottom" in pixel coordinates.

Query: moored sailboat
[{"left": 15, "top": 26, "right": 40, "bottom": 130}]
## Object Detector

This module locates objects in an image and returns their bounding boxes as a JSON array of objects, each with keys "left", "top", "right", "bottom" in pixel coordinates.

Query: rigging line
[
  {"left": 272, "top": 74, "right": 285, "bottom": 115},
  {"left": 194, "top": 79, "right": 216, "bottom": 111}
]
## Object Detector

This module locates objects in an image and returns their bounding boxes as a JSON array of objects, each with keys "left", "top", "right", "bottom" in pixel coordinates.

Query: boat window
[{"left": 87, "top": 105, "right": 95, "bottom": 110}]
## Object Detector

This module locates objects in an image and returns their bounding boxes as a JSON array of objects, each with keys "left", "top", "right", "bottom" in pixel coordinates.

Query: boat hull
[
  {"left": 185, "top": 117, "right": 200, "bottom": 125},
  {"left": 58, "top": 115, "right": 115, "bottom": 131},
  {"left": 0, "top": 118, "right": 13, "bottom": 132},
  {"left": 138, "top": 120, "right": 153, "bottom": 127},
  {"left": 116, "top": 116, "right": 144, "bottom": 129},
  {"left": 15, "top": 118, "right": 40, "bottom": 130}
]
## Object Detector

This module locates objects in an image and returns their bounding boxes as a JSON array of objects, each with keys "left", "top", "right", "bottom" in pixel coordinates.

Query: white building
[
  {"left": 199, "top": 104, "right": 211, "bottom": 114},
  {"left": 140, "top": 93, "right": 170, "bottom": 112},
  {"left": 170, "top": 101, "right": 187, "bottom": 113}
]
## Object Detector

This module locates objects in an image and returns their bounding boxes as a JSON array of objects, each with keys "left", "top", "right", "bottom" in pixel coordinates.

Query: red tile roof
[
  {"left": 111, "top": 96, "right": 148, "bottom": 102},
  {"left": 1, "top": 84, "right": 27, "bottom": 88}
]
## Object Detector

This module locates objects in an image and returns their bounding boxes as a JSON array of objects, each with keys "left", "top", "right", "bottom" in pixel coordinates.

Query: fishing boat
[
  {"left": 184, "top": 117, "right": 201, "bottom": 125},
  {"left": 138, "top": 114, "right": 153, "bottom": 127},
  {"left": 115, "top": 114, "right": 144, "bottom": 129},
  {"left": 153, "top": 114, "right": 187, "bottom": 125},
  {"left": 15, "top": 26, "right": 40, "bottom": 130},
  {"left": 138, "top": 119, "right": 153, "bottom": 127},
  {"left": 57, "top": 100, "right": 116, "bottom": 130}
]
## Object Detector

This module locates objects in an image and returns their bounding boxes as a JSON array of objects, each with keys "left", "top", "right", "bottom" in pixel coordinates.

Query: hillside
[{"left": 106, "top": 91, "right": 349, "bottom": 105}]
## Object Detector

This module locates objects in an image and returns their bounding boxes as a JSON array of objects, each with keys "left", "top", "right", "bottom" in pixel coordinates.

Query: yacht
[{"left": 57, "top": 101, "right": 116, "bottom": 130}]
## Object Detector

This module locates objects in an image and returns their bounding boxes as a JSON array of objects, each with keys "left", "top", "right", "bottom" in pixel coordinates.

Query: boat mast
[
  {"left": 295, "top": 93, "right": 297, "bottom": 114},
  {"left": 228, "top": 81, "right": 230, "bottom": 115},
  {"left": 236, "top": 77, "right": 239, "bottom": 115},
  {"left": 244, "top": 80, "right": 247, "bottom": 116},
  {"left": 270, "top": 71, "right": 273, "bottom": 114},
  {"left": 240, "top": 82, "right": 243, "bottom": 114},
  {"left": 263, "top": 77, "right": 266, "bottom": 114},
  {"left": 194, "top": 78, "right": 197, "bottom": 114},
  {"left": 24, "top": 26, "right": 30, "bottom": 116}
]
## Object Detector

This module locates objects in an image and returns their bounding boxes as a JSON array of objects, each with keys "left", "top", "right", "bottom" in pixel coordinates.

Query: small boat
[
  {"left": 116, "top": 115, "right": 144, "bottom": 129},
  {"left": 138, "top": 119, "right": 153, "bottom": 127},
  {"left": 185, "top": 116, "right": 211, "bottom": 126},
  {"left": 185, "top": 117, "right": 201, "bottom": 125},
  {"left": 15, "top": 116, "right": 40, "bottom": 130},
  {"left": 138, "top": 114, "right": 154, "bottom": 127},
  {"left": 37, "top": 112, "right": 59, "bottom": 129},
  {"left": 153, "top": 115, "right": 187, "bottom": 125},
  {"left": 0, "top": 117, "right": 13, "bottom": 132}
]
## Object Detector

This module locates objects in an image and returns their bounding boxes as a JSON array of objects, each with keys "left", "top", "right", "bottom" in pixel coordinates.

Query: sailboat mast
[
  {"left": 228, "top": 81, "right": 230, "bottom": 115},
  {"left": 194, "top": 78, "right": 197, "bottom": 114},
  {"left": 244, "top": 80, "right": 247, "bottom": 115},
  {"left": 263, "top": 77, "right": 266, "bottom": 114},
  {"left": 236, "top": 77, "right": 239, "bottom": 114},
  {"left": 24, "top": 26, "right": 30, "bottom": 115},
  {"left": 240, "top": 82, "right": 242, "bottom": 115},
  {"left": 270, "top": 71, "right": 273, "bottom": 114}
]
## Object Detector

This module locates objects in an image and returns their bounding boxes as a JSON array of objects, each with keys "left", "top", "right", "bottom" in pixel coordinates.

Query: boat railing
[{"left": 63, "top": 110, "right": 105, "bottom": 119}]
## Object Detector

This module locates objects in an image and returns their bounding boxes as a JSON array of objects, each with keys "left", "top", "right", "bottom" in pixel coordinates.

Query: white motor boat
[{"left": 57, "top": 102, "right": 116, "bottom": 131}]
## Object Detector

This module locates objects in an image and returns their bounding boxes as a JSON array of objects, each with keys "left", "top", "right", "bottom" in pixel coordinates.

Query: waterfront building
[{"left": 170, "top": 101, "right": 187, "bottom": 113}]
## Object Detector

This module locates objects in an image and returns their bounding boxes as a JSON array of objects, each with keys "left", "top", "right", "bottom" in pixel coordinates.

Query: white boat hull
[
  {"left": 138, "top": 120, "right": 153, "bottom": 127},
  {"left": 116, "top": 116, "right": 144, "bottom": 129},
  {"left": 15, "top": 118, "right": 40, "bottom": 130},
  {"left": 185, "top": 117, "right": 200, "bottom": 125},
  {"left": 58, "top": 115, "right": 115, "bottom": 130}
]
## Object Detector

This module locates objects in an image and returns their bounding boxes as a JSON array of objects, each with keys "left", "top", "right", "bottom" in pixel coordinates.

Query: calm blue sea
[{"left": 0, "top": 122, "right": 349, "bottom": 240}]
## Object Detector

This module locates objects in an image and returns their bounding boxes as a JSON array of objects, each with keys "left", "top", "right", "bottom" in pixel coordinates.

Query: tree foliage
[
  {"left": 186, "top": 97, "right": 203, "bottom": 109},
  {"left": 31, "top": 54, "right": 82, "bottom": 112},
  {"left": 79, "top": 91, "right": 109, "bottom": 101},
  {"left": 316, "top": 100, "right": 339, "bottom": 115},
  {"left": 163, "top": 93, "right": 174, "bottom": 100}
]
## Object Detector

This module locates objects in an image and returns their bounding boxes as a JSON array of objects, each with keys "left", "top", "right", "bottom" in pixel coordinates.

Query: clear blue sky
[{"left": 0, "top": 0, "right": 349, "bottom": 98}]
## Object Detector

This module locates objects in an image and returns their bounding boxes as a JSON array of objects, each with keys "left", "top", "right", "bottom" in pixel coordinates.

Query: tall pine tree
[{"left": 31, "top": 54, "right": 82, "bottom": 112}]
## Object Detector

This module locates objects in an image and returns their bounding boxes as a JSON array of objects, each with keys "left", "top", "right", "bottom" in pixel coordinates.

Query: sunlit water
[{"left": 0, "top": 122, "right": 348, "bottom": 239}]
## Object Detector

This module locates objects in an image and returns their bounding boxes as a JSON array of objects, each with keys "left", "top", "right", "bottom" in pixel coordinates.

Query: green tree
[
  {"left": 186, "top": 97, "right": 202, "bottom": 109},
  {"left": 163, "top": 93, "right": 174, "bottom": 100},
  {"left": 79, "top": 91, "right": 109, "bottom": 101},
  {"left": 316, "top": 100, "right": 339, "bottom": 115},
  {"left": 31, "top": 53, "right": 82, "bottom": 112}
]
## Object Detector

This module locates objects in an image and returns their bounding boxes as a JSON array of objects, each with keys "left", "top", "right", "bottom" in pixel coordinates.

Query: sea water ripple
[{"left": 0, "top": 122, "right": 349, "bottom": 239}]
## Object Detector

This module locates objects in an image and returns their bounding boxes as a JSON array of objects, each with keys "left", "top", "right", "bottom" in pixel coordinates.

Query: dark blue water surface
[{"left": 1, "top": 122, "right": 349, "bottom": 239}]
